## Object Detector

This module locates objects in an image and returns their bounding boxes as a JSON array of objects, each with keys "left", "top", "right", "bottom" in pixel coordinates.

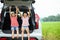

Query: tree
[{"left": 42, "top": 14, "right": 60, "bottom": 22}]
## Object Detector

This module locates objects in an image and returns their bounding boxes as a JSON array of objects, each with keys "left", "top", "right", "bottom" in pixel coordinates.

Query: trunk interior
[{"left": 1, "top": 6, "right": 36, "bottom": 34}]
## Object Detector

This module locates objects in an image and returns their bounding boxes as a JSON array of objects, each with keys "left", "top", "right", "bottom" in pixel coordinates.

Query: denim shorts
[
  {"left": 11, "top": 26, "right": 19, "bottom": 30},
  {"left": 22, "top": 26, "right": 28, "bottom": 29}
]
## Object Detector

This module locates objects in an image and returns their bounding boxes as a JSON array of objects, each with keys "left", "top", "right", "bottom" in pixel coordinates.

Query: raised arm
[
  {"left": 16, "top": 6, "right": 19, "bottom": 17},
  {"left": 20, "top": 12, "right": 23, "bottom": 17},
  {"left": 9, "top": 6, "right": 11, "bottom": 17},
  {"left": 28, "top": 8, "right": 31, "bottom": 17}
]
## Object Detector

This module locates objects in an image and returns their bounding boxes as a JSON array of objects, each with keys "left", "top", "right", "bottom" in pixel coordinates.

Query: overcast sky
[{"left": 0, "top": 0, "right": 60, "bottom": 18}]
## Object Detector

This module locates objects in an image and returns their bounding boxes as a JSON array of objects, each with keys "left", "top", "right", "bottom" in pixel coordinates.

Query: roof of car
[{"left": 4, "top": 0, "right": 34, "bottom": 6}]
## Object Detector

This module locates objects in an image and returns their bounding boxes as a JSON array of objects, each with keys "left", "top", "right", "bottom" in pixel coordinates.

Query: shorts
[
  {"left": 22, "top": 26, "right": 28, "bottom": 29},
  {"left": 11, "top": 26, "right": 19, "bottom": 30}
]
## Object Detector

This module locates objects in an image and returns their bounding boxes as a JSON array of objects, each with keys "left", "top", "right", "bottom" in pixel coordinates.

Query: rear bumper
[{"left": 0, "top": 30, "right": 42, "bottom": 40}]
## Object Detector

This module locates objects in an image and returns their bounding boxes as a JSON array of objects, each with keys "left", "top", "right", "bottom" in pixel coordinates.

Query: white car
[{"left": 0, "top": 0, "right": 42, "bottom": 40}]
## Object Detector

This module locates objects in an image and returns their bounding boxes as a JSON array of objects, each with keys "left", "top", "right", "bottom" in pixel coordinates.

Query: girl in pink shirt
[
  {"left": 9, "top": 6, "right": 19, "bottom": 39},
  {"left": 20, "top": 8, "right": 30, "bottom": 40}
]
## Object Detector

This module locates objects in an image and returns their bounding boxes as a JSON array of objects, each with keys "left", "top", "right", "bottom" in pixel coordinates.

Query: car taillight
[
  {"left": 0, "top": 38, "right": 7, "bottom": 40},
  {"left": 30, "top": 38, "right": 36, "bottom": 40},
  {"left": 35, "top": 14, "right": 40, "bottom": 29},
  {"left": 36, "top": 22, "right": 38, "bottom": 29}
]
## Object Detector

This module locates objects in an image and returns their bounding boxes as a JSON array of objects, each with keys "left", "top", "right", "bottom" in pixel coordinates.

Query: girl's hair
[
  {"left": 23, "top": 12, "right": 28, "bottom": 16},
  {"left": 10, "top": 12, "right": 16, "bottom": 16}
]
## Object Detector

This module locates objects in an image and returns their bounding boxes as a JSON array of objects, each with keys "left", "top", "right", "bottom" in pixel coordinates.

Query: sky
[{"left": 0, "top": 0, "right": 60, "bottom": 18}]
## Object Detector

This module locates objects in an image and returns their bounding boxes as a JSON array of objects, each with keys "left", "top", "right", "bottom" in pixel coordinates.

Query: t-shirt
[
  {"left": 22, "top": 16, "right": 29, "bottom": 26},
  {"left": 10, "top": 16, "right": 19, "bottom": 27}
]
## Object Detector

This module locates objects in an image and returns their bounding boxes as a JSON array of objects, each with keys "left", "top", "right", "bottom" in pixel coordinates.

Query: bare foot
[
  {"left": 16, "top": 35, "right": 19, "bottom": 39},
  {"left": 12, "top": 36, "right": 14, "bottom": 39}
]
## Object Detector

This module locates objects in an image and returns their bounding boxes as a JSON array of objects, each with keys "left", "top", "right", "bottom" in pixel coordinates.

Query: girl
[
  {"left": 20, "top": 8, "right": 30, "bottom": 40},
  {"left": 9, "top": 6, "right": 19, "bottom": 39}
]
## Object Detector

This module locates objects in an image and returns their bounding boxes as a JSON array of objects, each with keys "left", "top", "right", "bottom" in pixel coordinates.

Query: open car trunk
[
  {"left": 3, "top": 0, "right": 35, "bottom": 6},
  {"left": 1, "top": 6, "right": 36, "bottom": 34}
]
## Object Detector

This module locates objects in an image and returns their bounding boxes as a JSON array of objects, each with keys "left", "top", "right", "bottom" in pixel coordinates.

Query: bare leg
[
  {"left": 12, "top": 30, "right": 14, "bottom": 39},
  {"left": 16, "top": 29, "right": 19, "bottom": 39},
  {"left": 21, "top": 27, "right": 24, "bottom": 40},
  {"left": 26, "top": 28, "right": 30, "bottom": 40}
]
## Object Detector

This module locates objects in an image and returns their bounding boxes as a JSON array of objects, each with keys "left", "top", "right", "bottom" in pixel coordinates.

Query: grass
[{"left": 42, "top": 22, "right": 60, "bottom": 40}]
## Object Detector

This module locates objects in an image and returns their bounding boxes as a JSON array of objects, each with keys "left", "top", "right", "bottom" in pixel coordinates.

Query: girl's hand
[
  {"left": 16, "top": 6, "right": 19, "bottom": 11},
  {"left": 28, "top": 7, "right": 31, "bottom": 13},
  {"left": 20, "top": 12, "right": 23, "bottom": 17},
  {"left": 28, "top": 7, "right": 31, "bottom": 17},
  {"left": 9, "top": 6, "right": 11, "bottom": 13},
  {"left": 9, "top": 6, "right": 12, "bottom": 17},
  {"left": 9, "top": 6, "right": 11, "bottom": 9},
  {"left": 10, "top": 6, "right": 11, "bottom": 8},
  {"left": 29, "top": 7, "right": 31, "bottom": 10},
  {"left": 20, "top": 12, "right": 23, "bottom": 15},
  {"left": 27, "top": 12, "right": 30, "bottom": 17},
  {"left": 15, "top": 6, "right": 19, "bottom": 17},
  {"left": 27, "top": 12, "right": 30, "bottom": 14}
]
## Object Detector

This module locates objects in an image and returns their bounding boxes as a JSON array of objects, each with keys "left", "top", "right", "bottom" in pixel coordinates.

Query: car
[{"left": 0, "top": 0, "right": 42, "bottom": 40}]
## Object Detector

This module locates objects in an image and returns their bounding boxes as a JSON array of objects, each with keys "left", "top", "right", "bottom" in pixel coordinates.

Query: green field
[{"left": 42, "top": 22, "right": 60, "bottom": 40}]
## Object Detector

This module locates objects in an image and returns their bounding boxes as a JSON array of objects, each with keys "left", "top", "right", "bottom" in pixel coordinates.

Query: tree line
[{"left": 42, "top": 14, "right": 60, "bottom": 22}]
